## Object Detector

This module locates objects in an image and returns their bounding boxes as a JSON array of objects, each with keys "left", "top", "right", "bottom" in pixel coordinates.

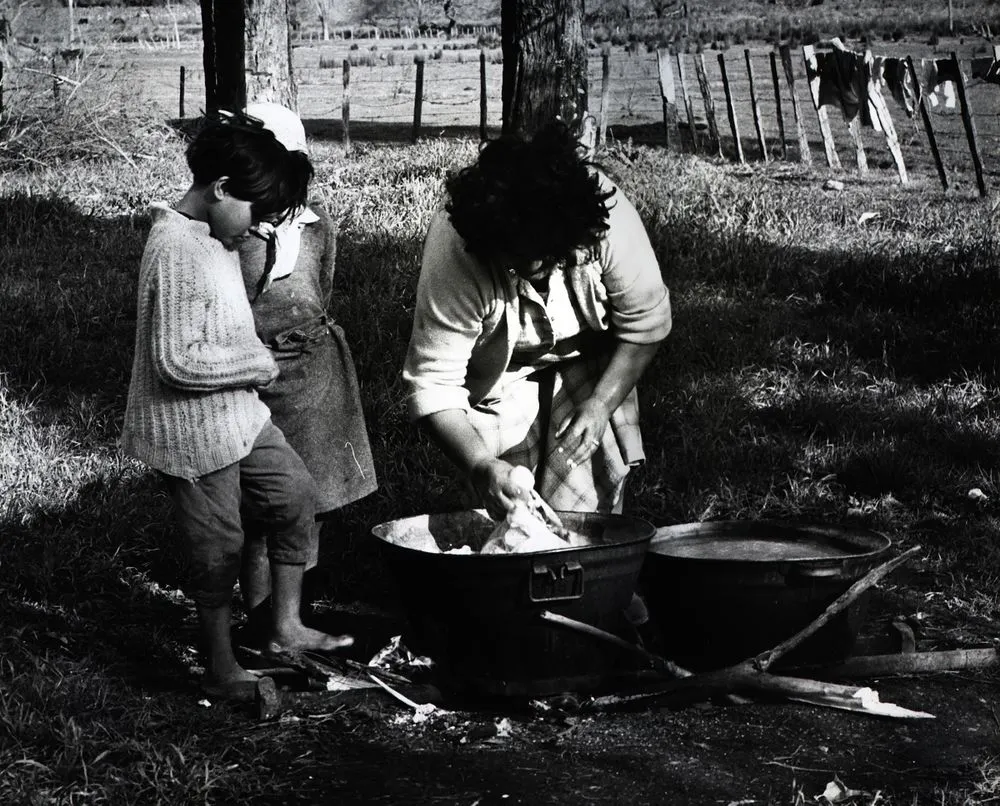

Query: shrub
[
  {"left": 347, "top": 50, "right": 377, "bottom": 67},
  {"left": 476, "top": 29, "right": 501, "bottom": 48},
  {"left": 591, "top": 23, "right": 611, "bottom": 44}
]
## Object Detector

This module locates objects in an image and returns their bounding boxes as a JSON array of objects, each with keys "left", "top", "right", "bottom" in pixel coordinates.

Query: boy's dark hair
[
  {"left": 445, "top": 121, "right": 616, "bottom": 270},
  {"left": 186, "top": 117, "right": 315, "bottom": 222}
]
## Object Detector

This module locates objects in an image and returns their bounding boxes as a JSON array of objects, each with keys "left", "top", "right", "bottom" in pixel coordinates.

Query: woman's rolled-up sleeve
[
  {"left": 403, "top": 212, "right": 493, "bottom": 421},
  {"left": 599, "top": 182, "right": 672, "bottom": 345}
]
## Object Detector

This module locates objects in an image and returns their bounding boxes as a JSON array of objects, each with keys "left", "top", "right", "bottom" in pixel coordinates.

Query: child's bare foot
[{"left": 267, "top": 625, "right": 354, "bottom": 654}]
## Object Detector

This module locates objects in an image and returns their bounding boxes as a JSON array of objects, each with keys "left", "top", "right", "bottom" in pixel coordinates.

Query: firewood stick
[
  {"left": 591, "top": 664, "right": 932, "bottom": 717},
  {"left": 751, "top": 544, "right": 923, "bottom": 673},
  {"left": 790, "top": 647, "right": 999, "bottom": 679},
  {"left": 592, "top": 665, "right": 843, "bottom": 705},
  {"left": 539, "top": 610, "right": 691, "bottom": 679}
]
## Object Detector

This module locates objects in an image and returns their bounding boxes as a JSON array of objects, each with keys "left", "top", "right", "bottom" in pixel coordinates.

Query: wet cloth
[{"left": 239, "top": 206, "right": 377, "bottom": 513}]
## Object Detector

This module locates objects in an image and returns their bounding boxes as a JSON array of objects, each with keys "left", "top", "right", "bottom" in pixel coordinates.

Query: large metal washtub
[{"left": 371, "top": 510, "right": 657, "bottom": 697}]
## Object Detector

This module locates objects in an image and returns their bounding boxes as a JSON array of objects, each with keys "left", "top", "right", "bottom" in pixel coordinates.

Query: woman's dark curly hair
[
  {"left": 445, "top": 121, "right": 615, "bottom": 270},
  {"left": 186, "top": 115, "right": 314, "bottom": 224}
]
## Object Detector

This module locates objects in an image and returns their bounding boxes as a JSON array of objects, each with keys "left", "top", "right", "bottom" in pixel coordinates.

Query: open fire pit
[{"left": 371, "top": 509, "right": 656, "bottom": 698}]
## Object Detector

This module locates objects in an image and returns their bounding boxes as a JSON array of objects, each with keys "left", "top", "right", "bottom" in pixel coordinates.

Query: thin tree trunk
[
  {"left": 501, "top": 0, "right": 587, "bottom": 137},
  {"left": 200, "top": 0, "right": 245, "bottom": 111}
]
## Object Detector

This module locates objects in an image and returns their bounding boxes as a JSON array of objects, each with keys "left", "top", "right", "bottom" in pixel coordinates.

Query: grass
[{"left": 2, "top": 69, "right": 1000, "bottom": 802}]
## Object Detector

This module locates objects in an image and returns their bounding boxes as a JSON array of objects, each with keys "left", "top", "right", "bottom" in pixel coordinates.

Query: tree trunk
[
  {"left": 501, "top": 0, "right": 588, "bottom": 137},
  {"left": 244, "top": 0, "right": 297, "bottom": 108},
  {"left": 200, "top": 0, "right": 246, "bottom": 111},
  {"left": 200, "top": 0, "right": 296, "bottom": 114}
]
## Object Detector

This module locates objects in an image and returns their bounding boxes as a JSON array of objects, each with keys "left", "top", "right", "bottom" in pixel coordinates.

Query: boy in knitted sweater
[{"left": 121, "top": 114, "right": 352, "bottom": 700}]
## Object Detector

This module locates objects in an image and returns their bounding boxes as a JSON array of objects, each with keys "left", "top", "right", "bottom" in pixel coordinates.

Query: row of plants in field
[
  {"left": 593, "top": 16, "right": 1000, "bottom": 54},
  {"left": 10, "top": 1, "right": 1000, "bottom": 53}
]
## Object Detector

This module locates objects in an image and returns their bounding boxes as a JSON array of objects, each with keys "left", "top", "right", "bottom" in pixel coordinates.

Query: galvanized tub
[
  {"left": 640, "top": 520, "right": 893, "bottom": 671},
  {"left": 371, "top": 509, "right": 656, "bottom": 697}
]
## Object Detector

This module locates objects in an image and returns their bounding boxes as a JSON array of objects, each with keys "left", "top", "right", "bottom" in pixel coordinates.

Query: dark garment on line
[
  {"left": 971, "top": 57, "right": 1000, "bottom": 85},
  {"left": 807, "top": 46, "right": 876, "bottom": 127},
  {"left": 878, "top": 57, "right": 916, "bottom": 116}
]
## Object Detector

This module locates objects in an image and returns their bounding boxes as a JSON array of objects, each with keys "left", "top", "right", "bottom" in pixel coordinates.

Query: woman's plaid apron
[{"left": 464, "top": 266, "right": 644, "bottom": 513}]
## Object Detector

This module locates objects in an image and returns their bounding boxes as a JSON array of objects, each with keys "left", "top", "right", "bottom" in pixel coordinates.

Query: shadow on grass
[
  {"left": 0, "top": 472, "right": 198, "bottom": 694},
  {"left": 0, "top": 193, "right": 143, "bottom": 425},
  {"left": 625, "top": 188, "right": 1000, "bottom": 537}
]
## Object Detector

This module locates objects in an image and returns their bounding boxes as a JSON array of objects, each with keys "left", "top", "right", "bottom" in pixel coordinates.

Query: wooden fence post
[
  {"left": 479, "top": 49, "right": 487, "bottom": 141},
  {"left": 675, "top": 52, "right": 699, "bottom": 152},
  {"left": 846, "top": 116, "right": 869, "bottom": 175},
  {"left": 179, "top": 65, "right": 185, "bottom": 119},
  {"left": 769, "top": 51, "right": 787, "bottom": 159},
  {"left": 52, "top": 55, "right": 59, "bottom": 103},
  {"left": 598, "top": 45, "right": 612, "bottom": 148},
  {"left": 905, "top": 56, "right": 945, "bottom": 190},
  {"left": 656, "top": 48, "right": 680, "bottom": 151},
  {"left": 744, "top": 49, "right": 768, "bottom": 161},
  {"left": 801, "top": 44, "right": 841, "bottom": 169},
  {"left": 1, "top": 62, "right": 4, "bottom": 117},
  {"left": 694, "top": 53, "right": 721, "bottom": 156},
  {"left": 864, "top": 49, "right": 907, "bottom": 184},
  {"left": 779, "top": 44, "right": 811, "bottom": 164},
  {"left": 342, "top": 58, "right": 351, "bottom": 149},
  {"left": 951, "top": 51, "right": 986, "bottom": 197},
  {"left": 718, "top": 52, "right": 744, "bottom": 164},
  {"left": 412, "top": 53, "right": 425, "bottom": 143}
]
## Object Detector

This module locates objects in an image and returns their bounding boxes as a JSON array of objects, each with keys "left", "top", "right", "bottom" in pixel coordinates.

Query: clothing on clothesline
[
  {"left": 872, "top": 56, "right": 918, "bottom": 117},
  {"left": 971, "top": 57, "right": 1000, "bottom": 85},
  {"left": 805, "top": 40, "right": 883, "bottom": 130},
  {"left": 919, "top": 59, "right": 959, "bottom": 109}
]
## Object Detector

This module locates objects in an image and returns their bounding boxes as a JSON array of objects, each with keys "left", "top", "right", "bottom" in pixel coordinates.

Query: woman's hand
[
  {"left": 554, "top": 397, "right": 613, "bottom": 468},
  {"left": 471, "top": 458, "right": 531, "bottom": 519}
]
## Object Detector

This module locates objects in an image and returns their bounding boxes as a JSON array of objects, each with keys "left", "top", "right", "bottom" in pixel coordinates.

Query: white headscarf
[{"left": 243, "top": 102, "right": 317, "bottom": 292}]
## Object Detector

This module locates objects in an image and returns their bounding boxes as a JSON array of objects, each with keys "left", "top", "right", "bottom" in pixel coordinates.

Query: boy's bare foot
[{"left": 267, "top": 625, "right": 354, "bottom": 654}]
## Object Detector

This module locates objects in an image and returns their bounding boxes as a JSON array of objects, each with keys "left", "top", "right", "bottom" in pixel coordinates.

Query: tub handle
[{"left": 529, "top": 560, "right": 585, "bottom": 602}]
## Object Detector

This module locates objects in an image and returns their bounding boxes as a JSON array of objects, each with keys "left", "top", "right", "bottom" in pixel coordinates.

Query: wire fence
[{"left": 3, "top": 39, "right": 999, "bottom": 192}]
